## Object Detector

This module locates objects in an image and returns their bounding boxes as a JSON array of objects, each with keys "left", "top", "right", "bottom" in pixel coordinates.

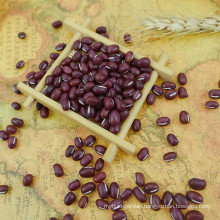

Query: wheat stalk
[{"left": 124, "top": 16, "right": 220, "bottom": 41}]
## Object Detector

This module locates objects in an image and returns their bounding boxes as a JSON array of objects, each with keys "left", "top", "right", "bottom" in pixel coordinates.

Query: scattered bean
[
  {"left": 132, "top": 119, "right": 141, "bottom": 132},
  {"left": 6, "top": 125, "right": 17, "bottom": 134},
  {"left": 137, "top": 147, "right": 149, "bottom": 161},
  {"left": 65, "top": 145, "right": 75, "bottom": 157},
  {"left": 164, "top": 89, "right": 178, "bottom": 100},
  {"left": 8, "top": 136, "right": 17, "bottom": 149},
  {"left": 78, "top": 196, "right": 88, "bottom": 209},
  {"left": 16, "top": 60, "right": 24, "bottom": 69},
  {"left": 120, "top": 188, "right": 132, "bottom": 201},
  {"left": 18, "top": 32, "right": 26, "bottom": 39},
  {"left": 209, "top": 89, "right": 220, "bottom": 99},
  {"left": 179, "top": 111, "right": 190, "bottom": 124},
  {"left": 64, "top": 192, "right": 76, "bottom": 205},
  {"left": 167, "top": 134, "right": 179, "bottom": 146},
  {"left": 177, "top": 73, "right": 187, "bottom": 85},
  {"left": 79, "top": 166, "right": 95, "bottom": 178},
  {"left": 11, "top": 102, "right": 21, "bottom": 110},
  {"left": 93, "top": 172, "right": 106, "bottom": 183},
  {"left": 156, "top": 117, "right": 170, "bottom": 126},
  {"left": 135, "top": 172, "right": 145, "bottom": 187},
  {"left": 96, "top": 26, "right": 107, "bottom": 34},
  {"left": 146, "top": 93, "right": 156, "bottom": 105},
  {"left": 63, "top": 214, "right": 73, "bottom": 220},
  {"left": 205, "top": 101, "right": 219, "bottom": 109},
  {"left": 188, "top": 178, "right": 206, "bottom": 190},
  {"left": 133, "top": 187, "right": 147, "bottom": 203},
  {"left": 162, "top": 191, "right": 173, "bottom": 206},
  {"left": 0, "top": 130, "right": 9, "bottom": 141},
  {"left": 97, "top": 182, "right": 109, "bottom": 199},
  {"left": 74, "top": 137, "right": 83, "bottom": 148},
  {"left": 96, "top": 199, "right": 109, "bottom": 210},
  {"left": 152, "top": 85, "right": 163, "bottom": 96},
  {"left": 84, "top": 135, "right": 96, "bottom": 147},
  {"left": 109, "top": 199, "right": 123, "bottom": 211},
  {"left": 11, "top": 118, "right": 24, "bottom": 127},
  {"left": 186, "top": 191, "right": 203, "bottom": 204},
  {"left": 0, "top": 185, "right": 9, "bottom": 194},
  {"left": 150, "top": 194, "right": 161, "bottom": 211},
  {"left": 53, "top": 164, "right": 64, "bottom": 177},
  {"left": 110, "top": 182, "right": 120, "bottom": 199},
  {"left": 80, "top": 153, "right": 93, "bottom": 166},
  {"left": 185, "top": 210, "right": 204, "bottom": 220},
  {"left": 68, "top": 179, "right": 81, "bottom": 191},
  {"left": 178, "top": 87, "right": 188, "bottom": 98},
  {"left": 81, "top": 182, "right": 96, "bottom": 195},
  {"left": 72, "top": 149, "right": 85, "bottom": 161},
  {"left": 52, "top": 20, "right": 63, "bottom": 29},
  {"left": 55, "top": 43, "right": 66, "bottom": 51},
  {"left": 124, "top": 33, "right": 132, "bottom": 43},
  {"left": 161, "top": 82, "right": 176, "bottom": 90},
  {"left": 163, "top": 152, "right": 177, "bottom": 162},
  {"left": 95, "top": 145, "right": 106, "bottom": 155},
  {"left": 174, "top": 193, "right": 189, "bottom": 209},
  {"left": 144, "top": 182, "right": 159, "bottom": 194},
  {"left": 40, "top": 107, "right": 49, "bottom": 118},
  {"left": 170, "top": 207, "right": 184, "bottom": 220},
  {"left": 95, "top": 158, "right": 104, "bottom": 172},
  {"left": 23, "top": 174, "right": 33, "bottom": 186}
]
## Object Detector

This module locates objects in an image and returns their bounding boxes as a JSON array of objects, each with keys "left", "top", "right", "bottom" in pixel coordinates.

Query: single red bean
[
  {"left": 68, "top": 179, "right": 81, "bottom": 191},
  {"left": 97, "top": 182, "right": 109, "bottom": 199},
  {"left": 78, "top": 196, "right": 88, "bottom": 209},
  {"left": 45, "top": 75, "right": 54, "bottom": 85},
  {"left": 137, "top": 57, "right": 150, "bottom": 68},
  {"left": 80, "top": 153, "right": 93, "bottom": 166},
  {"left": 81, "top": 44, "right": 90, "bottom": 53},
  {"left": 188, "top": 178, "right": 206, "bottom": 190},
  {"left": 109, "top": 199, "right": 123, "bottom": 212},
  {"left": 170, "top": 207, "right": 184, "bottom": 220},
  {"left": 11, "top": 118, "right": 24, "bottom": 127},
  {"left": 174, "top": 193, "right": 189, "bottom": 209},
  {"left": 107, "top": 45, "right": 119, "bottom": 54},
  {"left": 161, "top": 81, "right": 176, "bottom": 90},
  {"left": 39, "top": 60, "right": 48, "bottom": 70},
  {"left": 185, "top": 210, "right": 204, "bottom": 220},
  {"left": 11, "top": 102, "right": 21, "bottom": 110},
  {"left": 146, "top": 93, "right": 156, "bottom": 105},
  {"left": 209, "top": 89, "right": 220, "bottom": 99},
  {"left": 26, "top": 71, "right": 35, "bottom": 80},
  {"left": 177, "top": 73, "right": 187, "bottom": 85},
  {"left": 81, "top": 37, "right": 93, "bottom": 45},
  {"left": 72, "top": 149, "right": 85, "bottom": 161},
  {"left": 132, "top": 90, "right": 142, "bottom": 101},
  {"left": 40, "top": 107, "right": 49, "bottom": 118},
  {"left": 96, "top": 26, "right": 107, "bottom": 34},
  {"left": 6, "top": 125, "right": 17, "bottom": 134},
  {"left": 120, "top": 188, "right": 132, "bottom": 201},
  {"left": 162, "top": 191, "right": 173, "bottom": 206},
  {"left": 50, "top": 52, "right": 59, "bottom": 60},
  {"left": 84, "top": 135, "right": 96, "bottom": 147},
  {"left": 81, "top": 182, "right": 96, "bottom": 195},
  {"left": 150, "top": 194, "right": 161, "bottom": 211},
  {"left": 167, "top": 134, "right": 179, "bottom": 146},
  {"left": 125, "top": 51, "right": 134, "bottom": 63},
  {"left": 0, "top": 185, "right": 9, "bottom": 194},
  {"left": 8, "top": 136, "right": 17, "bottom": 149},
  {"left": 49, "top": 217, "right": 57, "bottom": 220},
  {"left": 164, "top": 89, "right": 178, "bottom": 100},
  {"left": 23, "top": 174, "right": 33, "bottom": 186},
  {"left": 178, "top": 87, "right": 188, "bottom": 98},
  {"left": 65, "top": 145, "right": 75, "bottom": 157},
  {"left": 144, "top": 182, "right": 159, "bottom": 194},
  {"left": 137, "top": 73, "right": 150, "bottom": 83},
  {"left": 95, "top": 145, "right": 106, "bottom": 155},
  {"left": 132, "top": 119, "right": 141, "bottom": 132},
  {"left": 16, "top": 60, "right": 24, "bottom": 69},
  {"left": 163, "top": 152, "right": 177, "bottom": 162},
  {"left": 186, "top": 191, "right": 203, "bottom": 204},
  {"left": 135, "top": 172, "right": 145, "bottom": 187},
  {"left": 93, "top": 172, "right": 106, "bottom": 183},
  {"left": 112, "top": 210, "right": 127, "bottom": 220},
  {"left": 133, "top": 187, "right": 147, "bottom": 203},
  {"left": 91, "top": 42, "right": 103, "bottom": 51},
  {"left": 110, "top": 182, "right": 120, "bottom": 199},
  {"left": 18, "top": 32, "right": 26, "bottom": 39},
  {"left": 96, "top": 199, "right": 109, "bottom": 210},
  {"left": 152, "top": 85, "right": 163, "bottom": 96},
  {"left": 124, "top": 33, "right": 132, "bottom": 43},
  {"left": 64, "top": 192, "right": 76, "bottom": 206},
  {"left": 55, "top": 43, "right": 66, "bottom": 51},
  {"left": 156, "top": 117, "right": 170, "bottom": 126},
  {"left": 12, "top": 84, "right": 21, "bottom": 94},
  {"left": 63, "top": 214, "right": 73, "bottom": 220},
  {"left": 52, "top": 20, "right": 62, "bottom": 28},
  {"left": 36, "top": 102, "right": 43, "bottom": 111},
  {"left": 95, "top": 158, "right": 104, "bottom": 172},
  {"left": 79, "top": 166, "right": 95, "bottom": 178},
  {"left": 179, "top": 111, "right": 190, "bottom": 124},
  {"left": 205, "top": 101, "right": 219, "bottom": 109},
  {"left": 43, "top": 85, "right": 54, "bottom": 96},
  {"left": 50, "top": 88, "right": 62, "bottom": 101},
  {"left": 53, "top": 164, "right": 64, "bottom": 177},
  {"left": 137, "top": 147, "right": 149, "bottom": 161},
  {"left": 74, "top": 137, "right": 83, "bottom": 148}
]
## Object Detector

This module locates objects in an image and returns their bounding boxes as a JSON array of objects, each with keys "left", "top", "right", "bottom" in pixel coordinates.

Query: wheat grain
[{"left": 124, "top": 16, "right": 220, "bottom": 41}]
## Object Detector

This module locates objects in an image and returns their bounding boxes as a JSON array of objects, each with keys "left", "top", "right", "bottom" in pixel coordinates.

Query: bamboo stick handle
[
  {"left": 22, "top": 18, "right": 92, "bottom": 108},
  {"left": 64, "top": 19, "right": 174, "bottom": 81},
  {"left": 17, "top": 82, "right": 137, "bottom": 155},
  {"left": 102, "top": 53, "right": 169, "bottom": 163}
]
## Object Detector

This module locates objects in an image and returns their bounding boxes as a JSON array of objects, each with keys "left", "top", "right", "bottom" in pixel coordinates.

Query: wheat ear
[{"left": 124, "top": 16, "right": 220, "bottom": 41}]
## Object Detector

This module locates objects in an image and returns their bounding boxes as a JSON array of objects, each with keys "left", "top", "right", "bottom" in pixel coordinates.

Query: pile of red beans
[{"left": 48, "top": 135, "right": 205, "bottom": 220}]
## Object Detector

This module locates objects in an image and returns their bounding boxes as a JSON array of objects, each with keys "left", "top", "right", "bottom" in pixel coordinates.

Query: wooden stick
[
  {"left": 102, "top": 53, "right": 169, "bottom": 163},
  {"left": 22, "top": 18, "right": 91, "bottom": 108},
  {"left": 64, "top": 19, "right": 174, "bottom": 81},
  {"left": 17, "top": 82, "right": 137, "bottom": 155}
]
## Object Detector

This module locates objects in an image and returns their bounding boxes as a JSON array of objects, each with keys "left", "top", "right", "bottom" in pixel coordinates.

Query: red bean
[
  {"left": 174, "top": 193, "right": 189, "bottom": 209},
  {"left": 16, "top": 60, "right": 24, "bottom": 69},
  {"left": 107, "top": 45, "right": 119, "bottom": 54},
  {"left": 12, "top": 84, "right": 22, "bottom": 94},
  {"left": 8, "top": 136, "right": 17, "bottom": 149},
  {"left": 26, "top": 71, "right": 35, "bottom": 80},
  {"left": 152, "top": 85, "right": 163, "bottom": 96},
  {"left": 178, "top": 87, "right": 188, "bottom": 98},
  {"left": 110, "top": 182, "right": 120, "bottom": 199},
  {"left": 188, "top": 178, "right": 206, "bottom": 190},
  {"left": 124, "top": 33, "right": 132, "bottom": 43},
  {"left": 81, "top": 37, "right": 93, "bottom": 45},
  {"left": 135, "top": 172, "right": 145, "bottom": 187},
  {"left": 97, "top": 182, "right": 109, "bottom": 199},
  {"left": 73, "top": 40, "right": 82, "bottom": 51},
  {"left": 96, "top": 199, "right": 109, "bottom": 210},
  {"left": 50, "top": 52, "right": 59, "bottom": 60},
  {"left": 53, "top": 164, "right": 64, "bottom": 177},
  {"left": 167, "top": 134, "right": 179, "bottom": 146},
  {"left": 132, "top": 90, "right": 142, "bottom": 101},
  {"left": 120, "top": 188, "right": 132, "bottom": 201},
  {"left": 137, "top": 73, "right": 150, "bottom": 83},
  {"left": 65, "top": 145, "right": 75, "bottom": 157},
  {"left": 170, "top": 207, "right": 184, "bottom": 220},
  {"left": 36, "top": 102, "right": 43, "bottom": 111},
  {"left": 11, "top": 102, "right": 21, "bottom": 110},
  {"left": 110, "top": 124, "right": 121, "bottom": 134},
  {"left": 137, "top": 57, "right": 150, "bottom": 68},
  {"left": 161, "top": 81, "right": 176, "bottom": 90},
  {"left": 81, "top": 182, "right": 96, "bottom": 195},
  {"left": 96, "top": 26, "right": 107, "bottom": 34},
  {"left": 112, "top": 210, "right": 127, "bottom": 220},
  {"left": 137, "top": 147, "right": 149, "bottom": 161},
  {"left": 79, "top": 166, "right": 95, "bottom": 178},
  {"left": 185, "top": 210, "right": 204, "bottom": 220},
  {"left": 132, "top": 119, "right": 141, "bottom": 132},
  {"left": 163, "top": 152, "right": 177, "bottom": 162},
  {"left": 84, "top": 135, "right": 96, "bottom": 147},
  {"left": 133, "top": 187, "right": 147, "bottom": 203},
  {"left": 205, "top": 101, "right": 219, "bottom": 109},
  {"left": 80, "top": 153, "right": 93, "bottom": 166},
  {"left": 49, "top": 218, "right": 57, "bottom": 220},
  {"left": 93, "top": 172, "right": 106, "bottom": 183},
  {"left": 164, "top": 89, "right": 178, "bottom": 100},
  {"left": 23, "top": 174, "right": 33, "bottom": 186},
  {"left": 95, "top": 145, "right": 106, "bottom": 155},
  {"left": 82, "top": 44, "right": 90, "bottom": 53},
  {"left": 6, "top": 125, "right": 17, "bottom": 134},
  {"left": 55, "top": 43, "right": 66, "bottom": 51},
  {"left": 64, "top": 192, "right": 76, "bottom": 205},
  {"left": 125, "top": 51, "right": 134, "bottom": 63},
  {"left": 72, "top": 149, "right": 85, "bottom": 161},
  {"left": 177, "top": 73, "right": 187, "bottom": 85},
  {"left": 52, "top": 20, "right": 62, "bottom": 28},
  {"left": 50, "top": 88, "right": 62, "bottom": 101},
  {"left": 179, "top": 111, "right": 190, "bottom": 124},
  {"left": 68, "top": 179, "right": 81, "bottom": 191},
  {"left": 40, "top": 107, "right": 49, "bottom": 118},
  {"left": 39, "top": 60, "right": 48, "bottom": 70},
  {"left": 91, "top": 42, "right": 103, "bottom": 51},
  {"left": 144, "top": 182, "right": 159, "bottom": 194},
  {"left": 0, "top": 185, "right": 9, "bottom": 194},
  {"left": 113, "top": 97, "right": 126, "bottom": 112},
  {"left": 45, "top": 75, "right": 54, "bottom": 85},
  {"left": 162, "top": 191, "right": 173, "bottom": 206},
  {"left": 156, "top": 117, "right": 170, "bottom": 126},
  {"left": 150, "top": 194, "right": 161, "bottom": 211},
  {"left": 109, "top": 110, "right": 120, "bottom": 126},
  {"left": 18, "top": 32, "right": 26, "bottom": 39},
  {"left": 43, "top": 85, "right": 54, "bottom": 97},
  {"left": 146, "top": 93, "right": 156, "bottom": 105},
  {"left": 11, "top": 118, "right": 24, "bottom": 127},
  {"left": 109, "top": 199, "right": 123, "bottom": 211},
  {"left": 63, "top": 214, "right": 73, "bottom": 220},
  {"left": 186, "top": 191, "right": 203, "bottom": 204},
  {"left": 209, "top": 89, "right": 220, "bottom": 99},
  {"left": 78, "top": 196, "right": 88, "bottom": 209}
]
